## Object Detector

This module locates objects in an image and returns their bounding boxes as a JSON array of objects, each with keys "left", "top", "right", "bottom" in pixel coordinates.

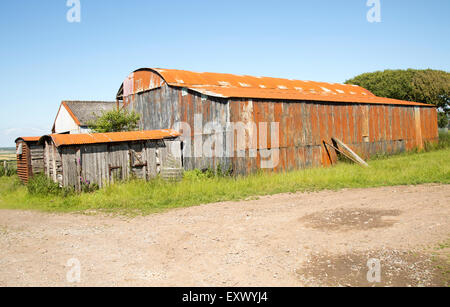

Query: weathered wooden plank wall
[
  {"left": 29, "top": 144, "right": 44, "bottom": 175},
  {"left": 47, "top": 139, "right": 182, "bottom": 188},
  {"left": 125, "top": 84, "right": 438, "bottom": 175},
  {"left": 127, "top": 84, "right": 232, "bottom": 172}
]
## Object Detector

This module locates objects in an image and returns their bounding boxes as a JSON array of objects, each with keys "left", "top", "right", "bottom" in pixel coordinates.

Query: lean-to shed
[
  {"left": 15, "top": 137, "right": 45, "bottom": 183},
  {"left": 38, "top": 129, "right": 182, "bottom": 189},
  {"left": 117, "top": 68, "right": 439, "bottom": 175}
]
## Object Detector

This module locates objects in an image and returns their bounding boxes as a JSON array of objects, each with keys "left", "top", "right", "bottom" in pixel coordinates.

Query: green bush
[
  {"left": 88, "top": 109, "right": 141, "bottom": 133},
  {"left": 27, "top": 174, "right": 62, "bottom": 196}
]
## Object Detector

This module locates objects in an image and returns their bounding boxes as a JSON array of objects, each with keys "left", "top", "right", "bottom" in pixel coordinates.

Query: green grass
[{"left": 0, "top": 146, "right": 449, "bottom": 215}]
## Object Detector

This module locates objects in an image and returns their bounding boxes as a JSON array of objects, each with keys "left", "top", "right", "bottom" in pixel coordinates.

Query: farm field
[{"left": 0, "top": 148, "right": 16, "bottom": 162}]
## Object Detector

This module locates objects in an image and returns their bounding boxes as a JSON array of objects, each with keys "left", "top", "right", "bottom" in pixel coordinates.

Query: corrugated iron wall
[
  {"left": 16, "top": 141, "right": 31, "bottom": 183},
  {"left": 126, "top": 85, "right": 438, "bottom": 175},
  {"left": 127, "top": 84, "right": 232, "bottom": 171},
  {"left": 229, "top": 100, "right": 438, "bottom": 175}
]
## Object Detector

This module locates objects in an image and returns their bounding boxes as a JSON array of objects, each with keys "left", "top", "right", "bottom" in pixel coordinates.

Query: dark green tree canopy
[
  {"left": 88, "top": 109, "right": 141, "bottom": 133},
  {"left": 346, "top": 69, "right": 449, "bottom": 128},
  {"left": 345, "top": 69, "right": 449, "bottom": 109}
]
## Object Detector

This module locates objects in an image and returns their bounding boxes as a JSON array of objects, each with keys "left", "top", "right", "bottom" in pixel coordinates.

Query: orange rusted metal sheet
[
  {"left": 40, "top": 129, "right": 180, "bottom": 148},
  {"left": 119, "top": 68, "right": 433, "bottom": 107},
  {"left": 15, "top": 137, "right": 41, "bottom": 143}
]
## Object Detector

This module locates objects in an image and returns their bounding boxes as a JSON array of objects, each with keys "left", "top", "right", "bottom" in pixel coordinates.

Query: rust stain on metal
[{"left": 40, "top": 130, "right": 180, "bottom": 148}]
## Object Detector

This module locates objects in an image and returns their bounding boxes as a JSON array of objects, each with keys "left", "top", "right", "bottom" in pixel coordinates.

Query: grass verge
[{"left": 0, "top": 146, "right": 449, "bottom": 215}]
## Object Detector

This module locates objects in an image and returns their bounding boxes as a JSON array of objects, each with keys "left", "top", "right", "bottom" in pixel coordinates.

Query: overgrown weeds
[
  {"left": 0, "top": 147, "right": 448, "bottom": 215},
  {"left": 0, "top": 161, "right": 16, "bottom": 177}
]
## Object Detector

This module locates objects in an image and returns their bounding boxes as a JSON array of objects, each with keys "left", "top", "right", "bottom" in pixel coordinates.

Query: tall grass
[
  {"left": 0, "top": 160, "right": 16, "bottom": 177},
  {"left": 0, "top": 147, "right": 449, "bottom": 215},
  {"left": 425, "top": 132, "right": 450, "bottom": 152}
]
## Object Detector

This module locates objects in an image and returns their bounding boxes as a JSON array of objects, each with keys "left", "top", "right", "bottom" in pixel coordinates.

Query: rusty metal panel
[
  {"left": 310, "top": 103, "right": 320, "bottom": 146},
  {"left": 318, "top": 104, "right": 329, "bottom": 165},
  {"left": 430, "top": 108, "right": 439, "bottom": 140},
  {"left": 407, "top": 107, "right": 415, "bottom": 150},
  {"left": 393, "top": 107, "right": 400, "bottom": 141},
  {"left": 399, "top": 107, "right": 405, "bottom": 142},
  {"left": 16, "top": 141, "right": 31, "bottom": 183}
]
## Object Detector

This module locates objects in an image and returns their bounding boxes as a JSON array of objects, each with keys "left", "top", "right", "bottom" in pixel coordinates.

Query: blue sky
[{"left": 0, "top": 0, "right": 449, "bottom": 147}]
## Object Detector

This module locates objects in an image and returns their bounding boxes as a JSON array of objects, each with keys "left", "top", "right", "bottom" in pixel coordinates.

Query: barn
[
  {"left": 116, "top": 68, "right": 439, "bottom": 175},
  {"left": 18, "top": 129, "right": 182, "bottom": 189}
]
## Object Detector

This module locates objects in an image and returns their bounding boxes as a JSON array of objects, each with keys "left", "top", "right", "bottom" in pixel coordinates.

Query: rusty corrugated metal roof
[
  {"left": 187, "top": 86, "right": 430, "bottom": 106},
  {"left": 152, "top": 68, "right": 375, "bottom": 97},
  {"left": 15, "top": 137, "right": 41, "bottom": 143},
  {"left": 119, "top": 68, "right": 433, "bottom": 107},
  {"left": 40, "top": 129, "right": 180, "bottom": 147}
]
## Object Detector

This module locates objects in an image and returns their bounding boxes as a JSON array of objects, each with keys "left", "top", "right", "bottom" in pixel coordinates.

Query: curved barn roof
[
  {"left": 117, "top": 68, "right": 432, "bottom": 107},
  {"left": 15, "top": 137, "right": 41, "bottom": 143}
]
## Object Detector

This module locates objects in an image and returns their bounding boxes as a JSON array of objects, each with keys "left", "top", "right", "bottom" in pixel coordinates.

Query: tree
[
  {"left": 88, "top": 109, "right": 141, "bottom": 133},
  {"left": 345, "top": 69, "right": 450, "bottom": 128}
]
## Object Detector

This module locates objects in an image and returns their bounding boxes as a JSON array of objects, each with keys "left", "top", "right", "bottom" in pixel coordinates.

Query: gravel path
[{"left": 0, "top": 184, "right": 449, "bottom": 287}]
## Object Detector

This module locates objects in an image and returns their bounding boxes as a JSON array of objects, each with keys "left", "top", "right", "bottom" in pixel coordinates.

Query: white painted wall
[
  {"left": 80, "top": 126, "right": 91, "bottom": 134},
  {"left": 54, "top": 105, "right": 81, "bottom": 134}
]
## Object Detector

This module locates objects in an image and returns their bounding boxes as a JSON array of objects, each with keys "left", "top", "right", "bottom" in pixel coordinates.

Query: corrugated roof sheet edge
[
  {"left": 15, "top": 137, "right": 41, "bottom": 143},
  {"left": 39, "top": 129, "right": 180, "bottom": 147}
]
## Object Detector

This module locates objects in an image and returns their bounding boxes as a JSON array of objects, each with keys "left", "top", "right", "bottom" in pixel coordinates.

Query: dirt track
[{"left": 0, "top": 184, "right": 449, "bottom": 287}]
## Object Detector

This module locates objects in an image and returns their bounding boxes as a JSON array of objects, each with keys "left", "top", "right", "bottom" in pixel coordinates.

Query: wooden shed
[
  {"left": 38, "top": 129, "right": 182, "bottom": 189},
  {"left": 15, "top": 137, "right": 45, "bottom": 183}
]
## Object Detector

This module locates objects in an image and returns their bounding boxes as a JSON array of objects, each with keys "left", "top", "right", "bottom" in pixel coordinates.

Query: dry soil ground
[{"left": 0, "top": 184, "right": 449, "bottom": 287}]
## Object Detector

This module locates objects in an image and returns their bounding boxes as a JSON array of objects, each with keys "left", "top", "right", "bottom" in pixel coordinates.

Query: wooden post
[
  {"left": 51, "top": 144, "right": 57, "bottom": 182},
  {"left": 414, "top": 107, "right": 423, "bottom": 150},
  {"left": 45, "top": 141, "right": 50, "bottom": 177}
]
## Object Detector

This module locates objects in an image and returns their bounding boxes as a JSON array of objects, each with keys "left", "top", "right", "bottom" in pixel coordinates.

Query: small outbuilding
[
  {"left": 37, "top": 129, "right": 182, "bottom": 189},
  {"left": 15, "top": 137, "right": 45, "bottom": 183}
]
